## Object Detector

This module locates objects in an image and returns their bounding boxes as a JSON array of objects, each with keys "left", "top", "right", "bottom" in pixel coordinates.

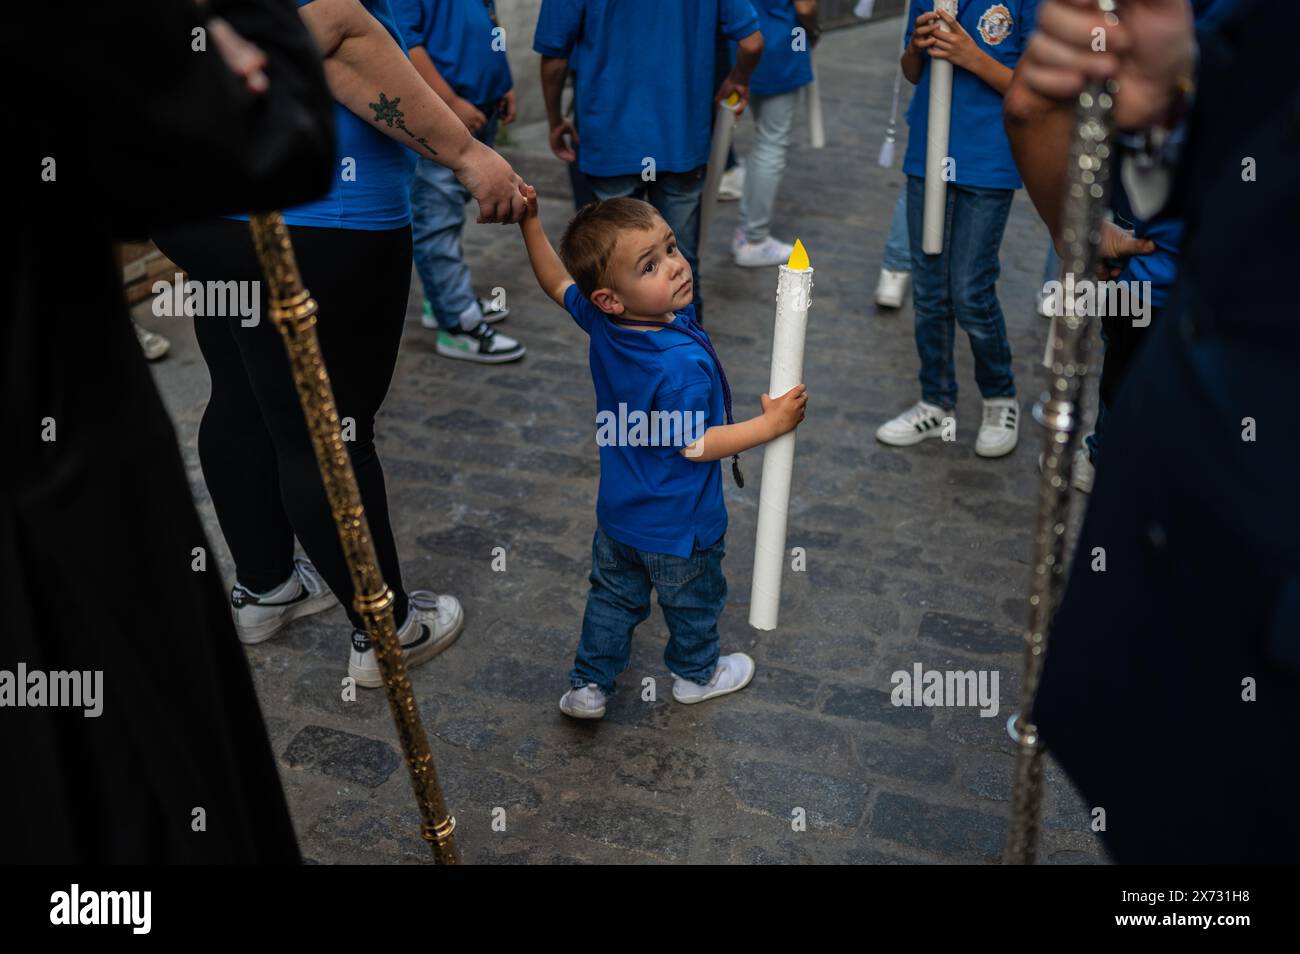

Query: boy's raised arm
[{"left": 519, "top": 185, "right": 574, "bottom": 307}]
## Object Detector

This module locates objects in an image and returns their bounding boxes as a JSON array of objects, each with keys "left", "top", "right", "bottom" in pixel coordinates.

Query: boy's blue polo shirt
[
  {"left": 391, "top": 0, "right": 513, "bottom": 109},
  {"left": 902, "top": 0, "right": 1039, "bottom": 190},
  {"left": 533, "top": 0, "right": 761, "bottom": 177},
  {"left": 233, "top": 0, "right": 415, "bottom": 230},
  {"left": 731, "top": 0, "right": 813, "bottom": 97},
  {"left": 563, "top": 284, "right": 727, "bottom": 558}
]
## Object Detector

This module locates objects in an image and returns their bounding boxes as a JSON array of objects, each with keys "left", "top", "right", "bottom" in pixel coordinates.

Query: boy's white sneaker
[
  {"left": 559, "top": 683, "right": 607, "bottom": 719},
  {"left": 734, "top": 236, "right": 796, "bottom": 268},
  {"left": 348, "top": 590, "right": 464, "bottom": 689},
  {"left": 876, "top": 400, "right": 949, "bottom": 447},
  {"left": 231, "top": 558, "right": 338, "bottom": 645},
  {"left": 874, "top": 268, "right": 911, "bottom": 308},
  {"left": 975, "top": 397, "right": 1020, "bottom": 458},
  {"left": 672, "top": 653, "right": 755, "bottom": 705},
  {"left": 718, "top": 164, "right": 745, "bottom": 201}
]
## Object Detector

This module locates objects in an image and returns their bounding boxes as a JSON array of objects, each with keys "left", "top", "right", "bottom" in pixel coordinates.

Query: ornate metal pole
[
  {"left": 248, "top": 212, "right": 460, "bottom": 864},
  {"left": 1004, "top": 2, "right": 1118, "bottom": 865}
]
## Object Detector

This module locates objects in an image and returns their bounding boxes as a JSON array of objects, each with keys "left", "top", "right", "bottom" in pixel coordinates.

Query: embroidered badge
[{"left": 978, "top": 4, "right": 1014, "bottom": 45}]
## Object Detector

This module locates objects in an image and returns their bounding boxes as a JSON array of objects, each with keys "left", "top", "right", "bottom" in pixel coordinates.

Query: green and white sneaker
[{"left": 435, "top": 321, "right": 525, "bottom": 364}]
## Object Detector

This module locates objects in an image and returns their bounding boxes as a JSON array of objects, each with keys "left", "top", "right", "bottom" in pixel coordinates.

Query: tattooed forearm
[{"left": 369, "top": 92, "right": 439, "bottom": 159}]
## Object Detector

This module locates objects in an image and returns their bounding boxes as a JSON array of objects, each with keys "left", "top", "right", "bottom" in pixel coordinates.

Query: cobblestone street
[{"left": 140, "top": 16, "right": 1102, "bottom": 864}]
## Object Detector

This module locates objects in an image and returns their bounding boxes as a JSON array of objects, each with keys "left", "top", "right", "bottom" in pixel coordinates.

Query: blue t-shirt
[
  {"left": 902, "top": 0, "right": 1039, "bottom": 190},
  {"left": 563, "top": 283, "right": 727, "bottom": 557},
  {"left": 280, "top": 0, "right": 416, "bottom": 229},
  {"left": 533, "top": 0, "right": 761, "bottom": 177},
  {"left": 730, "top": 0, "right": 813, "bottom": 97},
  {"left": 391, "top": 0, "right": 513, "bottom": 108}
]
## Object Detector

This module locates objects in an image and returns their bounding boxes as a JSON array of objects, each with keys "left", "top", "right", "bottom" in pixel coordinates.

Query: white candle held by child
[
  {"left": 922, "top": 0, "right": 957, "bottom": 254},
  {"left": 750, "top": 239, "right": 812, "bottom": 632}
]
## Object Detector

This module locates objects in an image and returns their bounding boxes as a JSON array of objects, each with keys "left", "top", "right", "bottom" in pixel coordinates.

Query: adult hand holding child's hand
[{"left": 761, "top": 384, "right": 809, "bottom": 437}]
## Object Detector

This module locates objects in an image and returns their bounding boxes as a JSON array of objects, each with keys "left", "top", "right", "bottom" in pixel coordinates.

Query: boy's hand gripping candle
[
  {"left": 750, "top": 240, "right": 813, "bottom": 632},
  {"left": 922, "top": 0, "right": 958, "bottom": 254}
]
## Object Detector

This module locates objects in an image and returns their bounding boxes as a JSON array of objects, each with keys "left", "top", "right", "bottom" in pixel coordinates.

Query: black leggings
[{"left": 153, "top": 218, "right": 410, "bottom": 629}]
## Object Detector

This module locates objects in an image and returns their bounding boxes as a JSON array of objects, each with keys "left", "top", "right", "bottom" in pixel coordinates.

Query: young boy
[
  {"left": 875, "top": 1, "right": 1038, "bottom": 458},
  {"left": 517, "top": 185, "right": 808, "bottom": 719}
]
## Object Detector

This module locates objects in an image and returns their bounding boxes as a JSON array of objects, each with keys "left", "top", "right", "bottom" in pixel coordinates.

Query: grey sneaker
[
  {"left": 348, "top": 590, "right": 464, "bottom": 689},
  {"left": 671, "top": 653, "right": 756, "bottom": 704},
  {"left": 559, "top": 683, "right": 607, "bottom": 719},
  {"left": 231, "top": 558, "right": 339, "bottom": 645}
]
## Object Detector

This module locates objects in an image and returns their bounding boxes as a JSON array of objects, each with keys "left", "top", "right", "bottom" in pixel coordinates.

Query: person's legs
[
  {"left": 191, "top": 295, "right": 296, "bottom": 595},
  {"left": 410, "top": 157, "right": 477, "bottom": 333},
  {"left": 882, "top": 187, "right": 911, "bottom": 272},
  {"left": 948, "top": 184, "right": 1017, "bottom": 400},
  {"left": 156, "top": 219, "right": 410, "bottom": 630},
  {"left": 649, "top": 168, "right": 706, "bottom": 321},
  {"left": 906, "top": 175, "right": 958, "bottom": 408},
  {"left": 570, "top": 528, "right": 652, "bottom": 694},
  {"left": 738, "top": 90, "right": 797, "bottom": 245},
  {"left": 651, "top": 536, "right": 727, "bottom": 686}
]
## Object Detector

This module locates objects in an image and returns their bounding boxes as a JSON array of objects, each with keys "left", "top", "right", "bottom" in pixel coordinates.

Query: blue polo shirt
[
  {"left": 233, "top": 0, "right": 415, "bottom": 230},
  {"left": 563, "top": 283, "right": 727, "bottom": 557},
  {"left": 731, "top": 0, "right": 813, "bottom": 97},
  {"left": 903, "top": 0, "right": 1039, "bottom": 190},
  {"left": 533, "top": 0, "right": 762, "bottom": 177},
  {"left": 391, "top": 0, "right": 513, "bottom": 109}
]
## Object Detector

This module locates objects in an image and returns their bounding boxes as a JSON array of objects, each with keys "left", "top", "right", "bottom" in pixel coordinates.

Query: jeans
[
  {"left": 881, "top": 186, "right": 911, "bottom": 272},
  {"left": 739, "top": 89, "right": 799, "bottom": 244},
  {"left": 587, "top": 167, "right": 706, "bottom": 321},
  {"left": 570, "top": 527, "right": 727, "bottom": 694},
  {"left": 906, "top": 175, "right": 1016, "bottom": 408},
  {"left": 411, "top": 114, "right": 498, "bottom": 333}
]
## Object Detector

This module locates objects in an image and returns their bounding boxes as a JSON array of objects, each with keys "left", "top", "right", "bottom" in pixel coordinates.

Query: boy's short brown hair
[{"left": 559, "top": 197, "right": 661, "bottom": 299}]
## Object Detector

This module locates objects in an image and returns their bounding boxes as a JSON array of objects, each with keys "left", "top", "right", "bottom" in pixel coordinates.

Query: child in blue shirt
[
  {"left": 517, "top": 185, "right": 809, "bottom": 719},
  {"left": 875, "top": 1, "right": 1038, "bottom": 460},
  {"left": 392, "top": 0, "right": 527, "bottom": 364}
]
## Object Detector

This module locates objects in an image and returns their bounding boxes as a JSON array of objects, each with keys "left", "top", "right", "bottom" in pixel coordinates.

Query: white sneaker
[
  {"left": 718, "top": 164, "right": 745, "bottom": 201},
  {"left": 734, "top": 236, "right": 796, "bottom": 268},
  {"left": 559, "top": 683, "right": 607, "bottom": 719},
  {"left": 672, "top": 652, "right": 756, "bottom": 704},
  {"left": 231, "top": 558, "right": 339, "bottom": 645},
  {"left": 876, "top": 400, "right": 949, "bottom": 447},
  {"left": 1040, "top": 446, "right": 1095, "bottom": 493},
  {"left": 348, "top": 590, "right": 464, "bottom": 689},
  {"left": 133, "top": 320, "right": 171, "bottom": 361},
  {"left": 975, "top": 398, "right": 1020, "bottom": 458},
  {"left": 874, "top": 268, "right": 911, "bottom": 308}
]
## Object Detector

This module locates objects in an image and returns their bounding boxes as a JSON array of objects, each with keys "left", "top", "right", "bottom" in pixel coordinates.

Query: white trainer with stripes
[{"left": 876, "top": 400, "right": 949, "bottom": 447}]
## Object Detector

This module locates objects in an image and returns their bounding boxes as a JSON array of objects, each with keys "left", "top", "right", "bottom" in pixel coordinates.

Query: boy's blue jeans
[
  {"left": 882, "top": 186, "right": 911, "bottom": 272},
  {"left": 586, "top": 167, "right": 705, "bottom": 320},
  {"left": 570, "top": 527, "right": 726, "bottom": 694},
  {"left": 411, "top": 114, "right": 498, "bottom": 333},
  {"left": 906, "top": 175, "right": 1016, "bottom": 408}
]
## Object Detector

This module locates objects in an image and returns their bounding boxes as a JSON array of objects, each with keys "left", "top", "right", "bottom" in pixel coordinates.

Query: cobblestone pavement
[{"left": 141, "top": 17, "right": 1104, "bottom": 864}]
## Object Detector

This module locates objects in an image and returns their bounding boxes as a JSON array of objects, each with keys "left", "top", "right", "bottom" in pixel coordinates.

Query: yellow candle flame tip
[
  {"left": 787, "top": 238, "right": 810, "bottom": 270},
  {"left": 725, "top": 92, "right": 740, "bottom": 107}
]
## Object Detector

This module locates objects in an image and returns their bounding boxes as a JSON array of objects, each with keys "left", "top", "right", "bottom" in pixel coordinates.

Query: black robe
[
  {"left": 1, "top": 0, "right": 334, "bottom": 862},
  {"left": 1035, "top": 0, "right": 1300, "bottom": 863}
]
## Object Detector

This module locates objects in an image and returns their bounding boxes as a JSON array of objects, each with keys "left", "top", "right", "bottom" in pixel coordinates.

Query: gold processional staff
[
  {"left": 248, "top": 212, "right": 460, "bottom": 864},
  {"left": 1004, "top": 0, "right": 1120, "bottom": 865}
]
